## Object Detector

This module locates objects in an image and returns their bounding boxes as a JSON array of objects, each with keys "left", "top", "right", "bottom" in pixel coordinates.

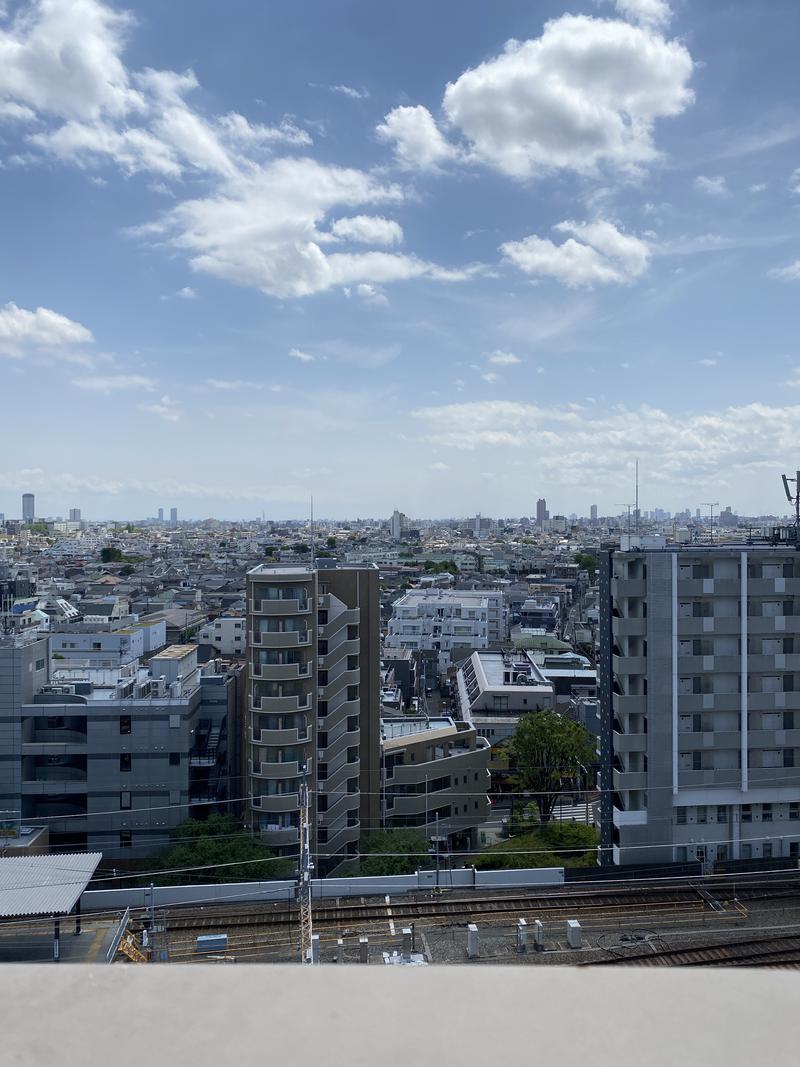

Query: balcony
[
  {"left": 251, "top": 598, "right": 311, "bottom": 616},
  {"left": 252, "top": 760, "right": 302, "bottom": 779},
  {"left": 613, "top": 769, "right": 647, "bottom": 791},
  {"left": 251, "top": 725, "right": 312, "bottom": 746},
  {"left": 613, "top": 694, "right": 646, "bottom": 715},
  {"left": 613, "top": 732, "right": 648, "bottom": 754},
  {"left": 257, "top": 825, "right": 300, "bottom": 848},
  {"left": 251, "top": 792, "right": 300, "bottom": 813},
  {"left": 23, "top": 730, "right": 88, "bottom": 746},
  {"left": 612, "top": 654, "right": 646, "bottom": 675},
  {"left": 251, "top": 630, "right": 311, "bottom": 648},
  {"left": 251, "top": 662, "right": 312, "bottom": 682},
  {"left": 612, "top": 617, "right": 646, "bottom": 637},
  {"left": 250, "top": 694, "right": 312, "bottom": 714},
  {"left": 611, "top": 578, "right": 646, "bottom": 598}
]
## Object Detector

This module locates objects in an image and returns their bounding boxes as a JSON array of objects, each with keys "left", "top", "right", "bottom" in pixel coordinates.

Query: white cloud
[
  {"left": 329, "top": 215, "right": 403, "bottom": 246},
  {"left": 439, "top": 14, "right": 693, "bottom": 179},
  {"left": 791, "top": 168, "right": 800, "bottom": 195},
  {"left": 613, "top": 0, "right": 672, "bottom": 29},
  {"left": 0, "top": 301, "right": 94, "bottom": 357},
  {"left": 376, "top": 105, "right": 458, "bottom": 170},
  {"left": 697, "top": 358, "right": 719, "bottom": 367},
  {"left": 429, "top": 461, "right": 450, "bottom": 471},
  {"left": 410, "top": 399, "right": 800, "bottom": 496},
  {"left": 354, "top": 283, "right": 389, "bottom": 307},
  {"left": 694, "top": 175, "right": 729, "bottom": 197},
  {"left": 140, "top": 394, "right": 180, "bottom": 422},
  {"left": 176, "top": 286, "right": 197, "bottom": 299},
  {"left": 749, "top": 183, "right": 767, "bottom": 193},
  {"left": 481, "top": 372, "right": 500, "bottom": 384},
  {"left": 768, "top": 261, "right": 800, "bottom": 282},
  {"left": 72, "top": 373, "right": 154, "bottom": 391},
  {"left": 487, "top": 350, "right": 521, "bottom": 365},
  {"left": 324, "top": 84, "right": 369, "bottom": 101},
  {"left": 204, "top": 378, "right": 264, "bottom": 391},
  {"left": 289, "top": 347, "right": 314, "bottom": 362},
  {"left": 501, "top": 219, "right": 650, "bottom": 287}
]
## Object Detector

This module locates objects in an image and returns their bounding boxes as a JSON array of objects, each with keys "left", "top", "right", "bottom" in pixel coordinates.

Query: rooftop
[
  {"left": 382, "top": 716, "right": 455, "bottom": 740},
  {"left": 151, "top": 644, "right": 198, "bottom": 660},
  {"left": 0, "top": 852, "right": 101, "bottom": 918}
]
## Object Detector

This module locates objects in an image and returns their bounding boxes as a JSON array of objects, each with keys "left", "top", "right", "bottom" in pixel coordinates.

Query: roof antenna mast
[{"left": 781, "top": 470, "right": 800, "bottom": 527}]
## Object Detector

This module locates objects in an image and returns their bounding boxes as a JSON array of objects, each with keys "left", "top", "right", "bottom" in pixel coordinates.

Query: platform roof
[{"left": 0, "top": 853, "right": 102, "bottom": 918}]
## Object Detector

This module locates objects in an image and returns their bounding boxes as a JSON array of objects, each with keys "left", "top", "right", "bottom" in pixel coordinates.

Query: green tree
[
  {"left": 326, "top": 536, "right": 337, "bottom": 549},
  {"left": 509, "top": 711, "right": 595, "bottom": 823},
  {"left": 574, "top": 552, "right": 598, "bottom": 580},
  {"left": 100, "top": 546, "right": 124, "bottom": 563},
  {"left": 154, "top": 814, "right": 294, "bottom": 884},
  {"left": 359, "top": 829, "right": 430, "bottom": 876}
]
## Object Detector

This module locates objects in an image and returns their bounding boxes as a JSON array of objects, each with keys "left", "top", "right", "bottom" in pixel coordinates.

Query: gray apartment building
[
  {"left": 1, "top": 637, "right": 236, "bottom": 856},
  {"left": 246, "top": 562, "right": 381, "bottom": 876},
  {"left": 381, "top": 716, "right": 490, "bottom": 849},
  {"left": 600, "top": 539, "right": 800, "bottom": 866}
]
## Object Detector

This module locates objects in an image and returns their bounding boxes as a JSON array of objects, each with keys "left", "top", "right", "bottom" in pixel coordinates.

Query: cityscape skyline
[{"left": 1, "top": 0, "right": 800, "bottom": 517}]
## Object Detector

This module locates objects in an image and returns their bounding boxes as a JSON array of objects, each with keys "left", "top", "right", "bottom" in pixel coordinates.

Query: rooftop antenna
[
  {"left": 700, "top": 502, "right": 719, "bottom": 544},
  {"left": 634, "top": 459, "right": 640, "bottom": 536},
  {"left": 781, "top": 470, "right": 800, "bottom": 527},
  {"left": 310, "top": 494, "right": 315, "bottom": 565}
]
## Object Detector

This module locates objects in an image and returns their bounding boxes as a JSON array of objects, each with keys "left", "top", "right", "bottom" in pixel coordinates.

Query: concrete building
[
  {"left": 246, "top": 563, "right": 381, "bottom": 875},
  {"left": 22, "top": 495, "right": 34, "bottom": 523},
  {"left": 389, "top": 509, "right": 406, "bottom": 542},
  {"left": 456, "top": 650, "right": 554, "bottom": 745},
  {"left": 599, "top": 539, "right": 800, "bottom": 866},
  {"left": 197, "top": 615, "right": 246, "bottom": 657},
  {"left": 170, "top": 507, "right": 178, "bottom": 528},
  {"left": 381, "top": 716, "right": 490, "bottom": 848},
  {"left": 158, "top": 508, "right": 164, "bottom": 523},
  {"left": 590, "top": 505, "right": 598, "bottom": 522},
  {"left": 68, "top": 509, "right": 81, "bottom": 523},
  {"left": 385, "top": 588, "right": 505, "bottom": 672},
  {"left": 536, "top": 498, "right": 548, "bottom": 526},
  {"left": 2, "top": 636, "right": 236, "bottom": 856}
]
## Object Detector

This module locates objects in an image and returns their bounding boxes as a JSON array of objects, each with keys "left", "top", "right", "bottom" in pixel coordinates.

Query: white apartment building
[
  {"left": 198, "top": 615, "right": 246, "bottom": 656},
  {"left": 385, "top": 588, "right": 505, "bottom": 671},
  {"left": 456, "top": 650, "right": 554, "bottom": 745}
]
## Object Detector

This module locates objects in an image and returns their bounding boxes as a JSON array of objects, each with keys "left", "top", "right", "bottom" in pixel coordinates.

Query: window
[
  {"left": 763, "top": 842, "right": 773, "bottom": 858},
  {"left": 717, "top": 806, "right": 728, "bottom": 823},
  {"left": 318, "top": 640, "right": 328, "bottom": 656},
  {"left": 790, "top": 803, "right": 800, "bottom": 821},
  {"left": 785, "top": 675, "right": 795, "bottom": 692},
  {"left": 318, "top": 763, "right": 327, "bottom": 781},
  {"left": 119, "top": 753, "right": 131, "bottom": 773},
  {"left": 347, "top": 655, "right": 358, "bottom": 671},
  {"left": 119, "top": 830, "right": 132, "bottom": 849},
  {"left": 762, "top": 803, "right": 773, "bottom": 822},
  {"left": 169, "top": 714, "right": 180, "bottom": 729},
  {"left": 317, "top": 731, "right": 328, "bottom": 749},
  {"left": 119, "top": 715, "right": 131, "bottom": 735},
  {"left": 347, "top": 685, "right": 359, "bottom": 702},
  {"left": 692, "top": 751, "right": 702, "bottom": 771},
  {"left": 120, "top": 791, "right": 131, "bottom": 810},
  {"left": 92, "top": 642, "right": 102, "bottom": 650},
  {"left": 741, "top": 804, "right": 752, "bottom": 822},
  {"left": 347, "top": 625, "right": 358, "bottom": 641},
  {"left": 784, "top": 749, "right": 795, "bottom": 768},
  {"left": 169, "top": 752, "right": 180, "bottom": 766},
  {"left": 35, "top": 658, "right": 46, "bottom": 671},
  {"left": 317, "top": 794, "right": 328, "bottom": 813},
  {"left": 318, "top": 670, "right": 328, "bottom": 687},
  {"left": 741, "top": 844, "right": 752, "bottom": 859},
  {"left": 784, "top": 711, "right": 795, "bottom": 730},
  {"left": 697, "top": 806, "right": 707, "bottom": 824},
  {"left": 317, "top": 700, "right": 328, "bottom": 717},
  {"left": 675, "top": 808, "right": 687, "bottom": 825},
  {"left": 317, "top": 609, "right": 328, "bottom": 626}
]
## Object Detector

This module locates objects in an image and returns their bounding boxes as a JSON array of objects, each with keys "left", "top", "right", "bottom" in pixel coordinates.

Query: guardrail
[{"left": 105, "top": 906, "right": 131, "bottom": 963}]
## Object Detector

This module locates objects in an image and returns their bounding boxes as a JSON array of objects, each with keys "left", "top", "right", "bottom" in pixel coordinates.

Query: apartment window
[
  {"left": 318, "top": 640, "right": 328, "bottom": 656},
  {"left": 762, "top": 750, "right": 782, "bottom": 769},
  {"left": 35, "top": 658, "right": 46, "bottom": 671},
  {"left": 784, "top": 675, "right": 795, "bottom": 693},
  {"left": 692, "top": 601, "right": 712, "bottom": 618},
  {"left": 120, "top": 791, "right": 131, "bottom": 810},
  {"left": 763, "top": 842, "right": 773, "bottom": 858},
  {"left": 741, "top": 844, "right": 752, "bottom": 859},
  {"left": 762, "top": 803, "right": 773, "bottom": 822},
  {"left": 92, "top": 642, "right": 102, "bottom": 650},
  {"left": 119, "top": 716, "right": 131, "bottom": 735},
  {"left": 790, "top": 803, "right": 800, "bottom": 820},
  {"left": 692, "top": 751, "right": 703, "bottom": 771},
  {"left": 169, "top": 752, "right": 180, "bottom": 767},
  {"left": 317, "top": 609, "right": 328, "bottom": 625},
  {"left": 317, "top": 700, "right": 328, "bottom": 717},
  {"left": 119, "top": 753, "right": 131, "bottom": 773},
  {"left": 675, "top": 808, "right": 687, "bottom": 825},
  {"left": 741, "top": 805, "right": 752, "bottom": 822},
  {"left": 784, "top": 749, "right": 795, "bottom": 768},
  {"left": 347, "top": 715, "right": 359, "bottom": 733},
  {"left": 347, "top": 685, "right": 359, "bottom": 702},
  {"left": 347, "top": 655, "right": 359, "bottom": 671},
  {"left": 317, "top": 670, "right": 328, "bottom": 687},
  {"left": 317, "top": 731, "right": 328, "bottom": 749},
  {"left": 119, "top": 830, "right": 132, "bottom": 849},
  {"left": 169, "top": 714, "right": 180, "bottom": 729},
  {"left": 697, "top": 805, "right": 707, "bottom": 824},
  {"left": 346, "top": 746, "right": 359, "bottom": 764},
  {"left": 790, "top": 842, "right": 800, "bottom": 858},
  {"left": 784, "top": 711, "right": 795, "bottom": 730},
  {"left": 717, "top": 806, "right": 728, "bottom": 823},
  {"left": 317, "top": 794, "right": 328, "bottom": 813},
  {"left": 347, "top": 625, "right": 359, "bottom": 641},
  {"left": 318, "top": 763, "right": 328, "bottom": 781}
]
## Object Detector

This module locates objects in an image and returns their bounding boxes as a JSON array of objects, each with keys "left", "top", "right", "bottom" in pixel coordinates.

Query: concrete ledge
[{"left": 1, "top": 966, "right": 797, "bottom": 1065}]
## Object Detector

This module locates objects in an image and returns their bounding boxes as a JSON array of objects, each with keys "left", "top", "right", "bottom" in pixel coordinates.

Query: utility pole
[
  {"left": 298, "top": 762, "right": 315, "bottom": 964},
  {"left": 701, "top": 503, "right": 719, "bottom": 544}
]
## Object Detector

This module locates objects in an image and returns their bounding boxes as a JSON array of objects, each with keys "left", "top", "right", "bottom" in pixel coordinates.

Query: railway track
[
  {"left": 148, "top": 878, "right": 789, "bottom": 936},
  {"left": 587, "top": 933, "right": 800, "bottom": 968}
]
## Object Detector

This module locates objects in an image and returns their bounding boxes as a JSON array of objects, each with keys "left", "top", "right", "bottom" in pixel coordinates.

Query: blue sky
[{"left": 1, "top": 0, "right": 799, "bottom": 520}]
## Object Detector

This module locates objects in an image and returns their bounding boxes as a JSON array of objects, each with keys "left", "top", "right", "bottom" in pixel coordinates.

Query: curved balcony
[
  {"left": 251, "top": 759, "right": 302, "bottom": 779},
  {"left": 319, "top": 638, "right": 360, "bottom": 663},
  {"left": 251, "top": 662, "right": 312, "bottom": 682},
  {"left": 251, "top": 630, "right": 311, "bottom": 648},
  {"left": 251, "top": 598, "right": 311, "bottom": 616},
  {"left": 250, "top": 725, "right": 312, "bottom": 746},
  {"left": 320, "top": 727, "right": 360, "bottom": 764},
  {"left": 251, "top": 792, "right": 300, "bottom": 813},
  {"left": 250, "top": 694, "right": 313, "bottom": 714}
]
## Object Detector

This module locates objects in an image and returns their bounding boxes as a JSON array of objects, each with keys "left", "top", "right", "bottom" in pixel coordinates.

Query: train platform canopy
[{"left": 0, "top": 853, "right": 102, "bottom": 919}]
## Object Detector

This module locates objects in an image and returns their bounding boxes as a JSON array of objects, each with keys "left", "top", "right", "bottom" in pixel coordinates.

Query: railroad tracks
[{"left": 587, "top": 933, "right": 800, "bottom": 968}]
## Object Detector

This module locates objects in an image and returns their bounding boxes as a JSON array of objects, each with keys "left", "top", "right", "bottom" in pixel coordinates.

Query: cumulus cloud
[
  {"left": 614, "top": 0, "right": 672, "bottom": 28},
  {"left": 375, "top": 105, "right": 458, "bottom": 170},
  {"left": 0, "top": 301, "right": 94, "bottom": 357},
  {"left": 140, "top": 394, "right": 180, "bottom": 422},
  {"left": 329, "top": 215, "right": 403, "bottom": 246},
  {"left": 487, "top": 350, "right": 522, "bottom": 365},
  {"left": 694, "top": 175, "right": 729, "bottom": 196},
  {"left": 176, "top": 286, "right": 197, "bottom": 299},
  {"left": 768, "top": 261, "right": 800, "bottom": 282},
  {"left": 289, "top": 347, "right": 314, "bottom": 362},
  {"left": 439, "top": 14, "right": 693, "bottom": 179},
  {"left": 72, "top": 374, "right": 155, "bottom": 391},
  {"left": 501, "top": 219, "right": 650, "bottom": 287},
  {"left": 354, "top": 283, "right": 389, "bottom": 307}
]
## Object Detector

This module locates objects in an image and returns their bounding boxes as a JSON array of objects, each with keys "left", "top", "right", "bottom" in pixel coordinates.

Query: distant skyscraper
[
  {"left": 158, "top": 507, "right": 164, "bottom": 523},
  {"left": 590, "top": 504, "right": 598, "bottom": 522},
  {"left": 536, "top": 498, "right": 548, "bottom": 526},
  {"left": 69, "top": 508, "right": 81, "bottom": 522},
  {"left": 21, "top": 494, "right": 34, "bottom": 523},
  {"left": 389, "top": 509, "right": 406, "bottom": 541},
  {"left": 170, "top": 507, "right": 178, "bottom": 527}
]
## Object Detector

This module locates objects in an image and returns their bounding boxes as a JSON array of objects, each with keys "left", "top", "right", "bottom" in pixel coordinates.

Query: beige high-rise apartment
[{"left": 246, "top": 562, "right": 380, "bottom": 875}]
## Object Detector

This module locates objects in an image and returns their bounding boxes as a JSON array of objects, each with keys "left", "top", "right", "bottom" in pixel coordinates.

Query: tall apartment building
[
  {"left": 170, "top": 507, "right": 178, "bottom": 527},
  {"left": 68, "top": 509, "right": 81, "bottom": 522},
  {"left": 536, "top": 498, "right": 548, "bottom": 526},
  {"left": 246, "top": 563, "right": 380, "bottom": 875},
  {"left": 389, "top": 509, "right": 406, "bottom": 542},
  {"left": 385, "top": 588, "right": 505, "bottom": 672},
  {"left": 22, "top": 494, "right": 35, "bottom": 523},
  {"left": 599, "top": 540, "right": 800, "bottom": 866}
]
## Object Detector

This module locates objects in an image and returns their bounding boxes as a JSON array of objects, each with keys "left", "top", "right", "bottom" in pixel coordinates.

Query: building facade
[
  {"left": 456, "top": 650, "right": 554, "bottom": 745},
  {"left": 22, "top": 494, "right": 34, "bottom": 523},
  {"left": 246, "top": 563, "right": 380, "bottom": 875},
  {"left": 600, "top": 541, "right": 800, "bottom": 866},
  {"left": 385, "top": 589, "right": 505, "bottom": 672}
]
